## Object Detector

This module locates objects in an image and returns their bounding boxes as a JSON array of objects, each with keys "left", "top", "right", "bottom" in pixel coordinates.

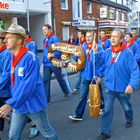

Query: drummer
[{"left": 68, "top": 30, "right": 103, "bottom": 121}]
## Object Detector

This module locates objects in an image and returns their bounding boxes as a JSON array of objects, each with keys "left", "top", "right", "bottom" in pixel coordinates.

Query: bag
[{"left": 89, "top": 83, "right": 101, "bottom": 117}]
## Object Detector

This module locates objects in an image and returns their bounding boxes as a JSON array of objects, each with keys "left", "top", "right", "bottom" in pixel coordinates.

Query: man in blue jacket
[
  {"left": 131, "top": 29, "right": 140, "bottom": 47},
  {"left": 98, "top": 31, "right": 111, "bottom": 50},
  {"left": 25, "top": 30, "right": 38, "bottom": 55},
  {"left": 94, "top": 29, "right": 140, "bottom": 140},
  {"left": 69, "top": 30, "right": 103, "bottom": 121},
  {"left": 42, "top": 24, "right": 71, "bottom": 103},
  {"left": 124, "top": 32, "right": 140, "bottom": 67},
  {"left": 0, "top": 29, "right": 11, "bottom": 139},
  {"left": 73, "top": 30, "right": 86, "bottom": 94},
  {"left": 0, "top": 24, "right": 57, "bottom": 140}
]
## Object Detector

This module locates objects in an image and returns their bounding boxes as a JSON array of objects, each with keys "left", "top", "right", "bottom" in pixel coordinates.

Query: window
[
  {"left": 117, "top": 0, "right": 122, "bottom": 4},
  {"left": 122, "top": 12, "right": 125, "bottom": 21},
  {"left": 116, "top": 10, "right": 121, "bottom": 21},
  {"left": 62, "top": 27, "right": 69, "bottom": 41},
  {"left": 109, "top": 8, "right": 115, "bottom": 20},
  {"left": 72, "top": 0, "right": 82, "bottom": 20},
  {"left": 61, "top": 0, "right": 68, "bottom": 10},
  {"left": 87, "top": 2, "right": 92, "bottom": 13}
]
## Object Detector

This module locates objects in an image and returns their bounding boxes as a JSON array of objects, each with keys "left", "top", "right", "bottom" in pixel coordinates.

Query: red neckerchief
[
  {"left": 101, "top": 37, "right": 108, "bottom": 48},
  {"left": 86, "top": 44, "right": 92, "bottom": 62},
  {"left": 0, "top": 45, "right": 6, "bottom": 52},
  {"left": 11, "top": 46, "right": 28, "bottom": 87},
  {"left": 26, "top": 38, "right": 34, "bottom": 43},
  {"left": 126, "top": 39, "right": 135, "bottom": 48},
  {"left": 111, "top": 43, "right": 126, "bottom": 64},
  {"left": 46, "top": 32, "right": 54, "bottom": 48},
  {"left": 132, "top": 36, "right": 138, "bottom": 42},
  {"left": 80, "top": 37, "right": 86, "bottom": 46}
]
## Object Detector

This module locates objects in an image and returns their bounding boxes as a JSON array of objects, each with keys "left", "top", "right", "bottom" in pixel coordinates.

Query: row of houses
[{"left": 0, "top": 0, "right": 130, "bottom": 50}]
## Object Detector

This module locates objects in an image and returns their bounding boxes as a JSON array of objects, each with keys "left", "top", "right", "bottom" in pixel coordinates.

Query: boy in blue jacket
[
  {"left": 0, "top": 24, "right": 57, "bottom": 140},
  {"left": 0, "top": 29, "right": 11, "bottom": 139},
  {"left": 94, "top": 29, "right": 140, "bottom": 140}
]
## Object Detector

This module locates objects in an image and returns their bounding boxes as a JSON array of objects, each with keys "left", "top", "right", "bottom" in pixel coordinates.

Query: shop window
[
  {"left": 61, "top": 0, "right": 68, "bottom": 10},
  {"left": 87, "top": 2, "right": 92, "bottom": 13},
  {"left": 62, "top": 27, "right": 69, "bottom": 41}
]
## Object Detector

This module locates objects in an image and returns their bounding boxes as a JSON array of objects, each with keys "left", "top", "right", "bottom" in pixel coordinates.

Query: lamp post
[{"left": 26, "top": 0, "right": 30, "bottom": 32}]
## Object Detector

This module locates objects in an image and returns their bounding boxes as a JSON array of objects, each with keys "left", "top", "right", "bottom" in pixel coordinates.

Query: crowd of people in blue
[{"left": 0, "top": 22, "right": 139, "bottom": 140}]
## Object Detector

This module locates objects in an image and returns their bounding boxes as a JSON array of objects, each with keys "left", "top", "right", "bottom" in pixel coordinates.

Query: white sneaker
[
  {"left": 29, "top": 127, "right": 39, "bottom": 138},
  {"left": 99, "top": 109, "right": 104, "bottom": 115},
  {"left": 69, "top": 115, "right": 83, "bottom": 121}
]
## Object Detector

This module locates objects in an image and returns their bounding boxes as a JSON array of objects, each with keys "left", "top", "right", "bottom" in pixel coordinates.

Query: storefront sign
[
  {"left": 62, "top": 21, "right": 71, "bottom": 26},
  {"left": 98, "top": 21, "right": 129, "bottom": 27},
  {"left": 72, "top": 20, "right": 95, "bottom": 26},
  {"left": 0, "top": 2, "right": 9, "bottom": 10}
]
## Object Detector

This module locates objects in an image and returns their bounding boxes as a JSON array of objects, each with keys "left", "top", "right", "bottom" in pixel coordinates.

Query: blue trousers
[
  {"left": 43, "top": 66, "right": 70, "bottom": 103},
  {"left": 75, "top": 78, "right": 104, "bottom": 117},
  {"left": 101, "top": 89, "right": 133, "bottom": 135},
  {"left": 8, "top": 110, "right": 57, "bottom": 140}
]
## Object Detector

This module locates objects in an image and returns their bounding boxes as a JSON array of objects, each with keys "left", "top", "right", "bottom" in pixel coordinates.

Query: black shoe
[
  {"left": 125, "top": 122, "right": 133, "bottom": 128},
  {"left": 69, "top": 115, "right": 83, "bottom": 121},
  {"left": 64, "top": 93, "right": 69, "bottom": 97},
  {"left": 97, "top": 133, "right": 111, "bottom": 140}
]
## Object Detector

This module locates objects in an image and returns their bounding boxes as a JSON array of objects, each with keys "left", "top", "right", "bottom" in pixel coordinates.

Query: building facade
[
  {"left": 0, "top": 0, "right": 52, "bottom": 50},
  {"left": 96, "top": 0, "right": 130, "bottom": 38},
  {"left": 53, "top": 0, "right": 100, "bottom": 42},
  {"left": 128, "top": 1, "right": 140, "bottom": 35}
]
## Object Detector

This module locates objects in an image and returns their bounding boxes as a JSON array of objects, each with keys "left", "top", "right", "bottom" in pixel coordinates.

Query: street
[{"left": 2, "top": 73, "right": 140, "bottom": 140}]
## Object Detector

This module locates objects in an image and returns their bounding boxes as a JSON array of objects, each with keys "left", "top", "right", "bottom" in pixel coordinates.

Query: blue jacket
[
  {"left": 6, "top": 52, "right": 47, "bottom": 113},
  {"left": 26, "top": 39, "right": 38, "bottom": 55},
  {"left": 0, "top": 49, "right": 11, "bottom": 98},
  {"left": 127, "top": 42, "right": 140, "bottom": 63},
  {"left": 43, "top": 35, "right": 61, "bottom": 67},
  {"left": 97, "top": 48, "right": 140, "bottom": 92},
  {"left": 135, "top": 37, "right": 140, "bottom": 47},
  {"left": 80, "top": 42, "right": 103, "bottom": 81},
  {"left": 98, "top": 39, "right": 112, "bottom": 50}
]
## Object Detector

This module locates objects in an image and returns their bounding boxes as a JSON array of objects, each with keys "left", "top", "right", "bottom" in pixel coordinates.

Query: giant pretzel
[{"left": 49, "top": 43, "right": 86, "bottom": 72}]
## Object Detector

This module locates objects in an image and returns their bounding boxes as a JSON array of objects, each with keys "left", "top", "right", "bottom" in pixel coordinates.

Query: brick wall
[{"left": 53, "top": 0, "right": 100, "bottom": 41}]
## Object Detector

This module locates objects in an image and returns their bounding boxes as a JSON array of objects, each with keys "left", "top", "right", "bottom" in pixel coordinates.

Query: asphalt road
[{"left": 2, "top": 73, "right": 140, "bottom": 140}]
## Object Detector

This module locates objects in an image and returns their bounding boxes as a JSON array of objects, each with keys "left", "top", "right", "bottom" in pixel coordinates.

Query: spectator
[{"left": 68, "top": 34, "right": 76, "bottom": 45}]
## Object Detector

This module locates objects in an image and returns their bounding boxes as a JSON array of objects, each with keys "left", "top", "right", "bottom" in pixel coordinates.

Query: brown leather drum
[
  {"left": 49, "top": 43, "right": 86, "bottom": 72},
  {"left": 89, "top": 83, "right": 101, "bottom": 117}
]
